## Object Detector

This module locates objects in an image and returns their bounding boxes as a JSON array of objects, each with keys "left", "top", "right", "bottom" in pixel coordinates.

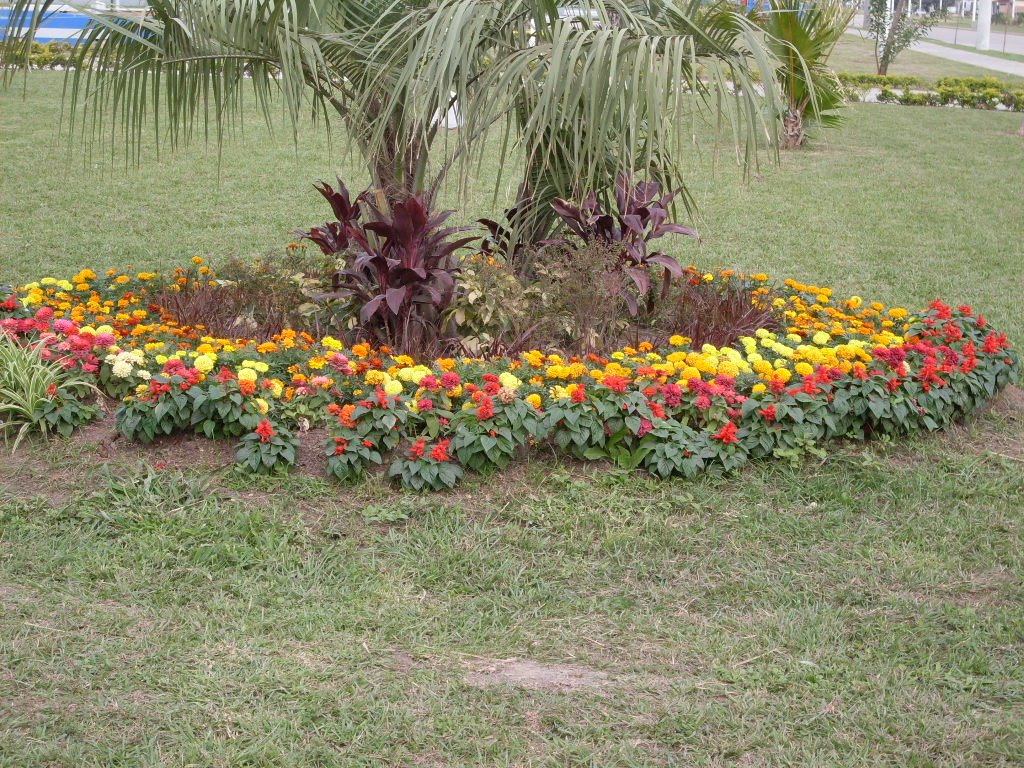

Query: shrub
[
  {"left": 546, "top": 173, "right": 695, "bottom": 317},
  {"left": 235, "top": 420, "right": 299, "bottom": 475},
  {"left": 656, "top": 272, "right": 779, "bottom": 349},
  {"left": 441, "top": 253, "right": 543, "bottom": 357},
  {"left": 298, "top": 180, "right": 476, "bottom": 356},
  {"left": 533, "top": 241, "right": 632, "bottom": 355},
  {"left": 153, "top": 254, "right": 325, "bottom": 341}
]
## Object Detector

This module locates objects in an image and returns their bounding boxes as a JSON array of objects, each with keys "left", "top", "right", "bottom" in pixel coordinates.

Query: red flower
[
  {"left": 46, "top": 383, "right": 57, "bottom": 398},
  {"left": 255, "top": 419, "right": 275, "bottom": 443},
  {"left": 636, "top": 418, "right": 653, "bottom": 437},
  {"left": 570, "top": 384, "right": 586, "bottom": 404},
  {"left": 648, "top": 401, "right": 666, "bottom": 419},
  {"left": 239, "top": 379, "right": 256, "bottom": 397},
  {"left": 333, "top": 437, "right": 349, "bottom": 455},
  {"left": 758, "top": 404, "right": 776, "bottom": 422},
  {"left": 440, "top": 372, "right": 460, "bottom": 389},
  {"left": 409, "top": 438, "right": 427, "bottom": 459},
  {"left": 476, "top": 395, "right": 495, "bottom": 420},
  {"left": 213, "top": 367, "right": 236, "bottom": 383},
  {"left": 712, "top": 422, "right": 739, "bottom": 444},
  {"left": 362, "top": 439, "right": 374, "bottom": 448},
  {"left": 417, "top": 398, "right": 434, "bottom": 411},
  {"left": 430, "top": 440, "right": 451, "bottom": 462},
  {"left": 928, "top": 299, "right": 952, "bottom": 320},
  {"left": 602, "top": 375, "right": 630, "bottom": 394},
  {"left": 661, "top": 383, "right": 682, "bottom": 407}
]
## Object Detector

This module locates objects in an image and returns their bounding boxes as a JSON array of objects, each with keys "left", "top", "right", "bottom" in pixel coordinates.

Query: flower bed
[{"left": 1, "top": 260, "right": 1018, "bottom": 488}]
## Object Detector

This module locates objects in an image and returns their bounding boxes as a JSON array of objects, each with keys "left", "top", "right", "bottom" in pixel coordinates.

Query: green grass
[
  {"left": 831, "top": 33, "right": 1024, "bottom": 84},
  {"left": 1, "top": 70, "right": 1024, "bottom": 767},
  {"left": 2, "top": 402, "right": 1023, "bottom": 766}
]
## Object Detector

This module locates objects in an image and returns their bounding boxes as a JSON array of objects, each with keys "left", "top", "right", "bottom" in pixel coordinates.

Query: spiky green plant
[
  {"left": 760, "top": 0, "right": 853, "bottom": 149},
  {"left": 0, "top": 338, "right": 99, "bottom": 452},
  {"left": 2, "top": 0, "right": 783, "bottom": 244}
]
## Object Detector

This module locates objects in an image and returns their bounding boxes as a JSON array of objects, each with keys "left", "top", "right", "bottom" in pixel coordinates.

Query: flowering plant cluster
[
  {"left": 236, "top": 419, "right": 300, "bottom": 475},
  {"left": 1, "top": 262, "right": 1018, "bottom": 488}
]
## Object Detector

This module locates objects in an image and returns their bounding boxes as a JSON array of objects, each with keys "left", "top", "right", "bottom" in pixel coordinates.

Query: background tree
[
  {"left": 760, "top": 0, "right": 854, "bottom": 149},
  {"left": 866, "top": 0, "right": 937, "bottom": 75},
  {"left": 2, "top": 0, "right": 782, "bottom": 246}
]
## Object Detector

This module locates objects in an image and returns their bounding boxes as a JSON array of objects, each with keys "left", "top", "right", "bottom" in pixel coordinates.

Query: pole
[{"left": 977, "top": 0, "right": 992, "bottom": 49}]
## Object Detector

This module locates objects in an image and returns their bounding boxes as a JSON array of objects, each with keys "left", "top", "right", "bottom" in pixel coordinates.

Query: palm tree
[
  {"left": 760, "top": 0, "right": 853, "bottom": 149},
  {"left": 3, "top": 0, "right": 783, "bottom": 242}
]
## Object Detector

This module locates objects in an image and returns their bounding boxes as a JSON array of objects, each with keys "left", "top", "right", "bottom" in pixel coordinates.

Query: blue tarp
[{"left": 0, "top": 8, "right": 90, "bottom": 42}]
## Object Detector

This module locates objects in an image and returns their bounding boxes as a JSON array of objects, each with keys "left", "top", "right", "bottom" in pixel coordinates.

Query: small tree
[{"left": 867, "top": 0, "right": 937, "bottom": 76}]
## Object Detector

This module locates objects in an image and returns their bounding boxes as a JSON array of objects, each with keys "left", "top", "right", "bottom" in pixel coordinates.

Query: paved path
[
  {"left": 845, "top": 28, "right": 1024, "bottom": 78},
  {"left": 912, "top": 40, "right": 1024, "bottom": 77}
]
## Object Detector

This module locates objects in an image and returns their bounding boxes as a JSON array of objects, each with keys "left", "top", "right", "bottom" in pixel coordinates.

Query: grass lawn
[
  {"left": 831, "top": 33, "right": 1024, "bottom": 84},
  {"left": 2, "top": 72, "right": 1024, "bottom": 766}
]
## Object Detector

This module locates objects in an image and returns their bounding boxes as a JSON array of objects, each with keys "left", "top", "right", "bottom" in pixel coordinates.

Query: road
[{"left": 925, "top": 24, "right": 1024, "bottom": 56}]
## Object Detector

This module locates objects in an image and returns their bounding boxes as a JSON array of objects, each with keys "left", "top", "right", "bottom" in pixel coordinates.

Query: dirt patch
[
  {"left": 294, "top": 426, "right": 329, "bottom": 477},
  {"left": 464, "top": 658, "right": 607, "bottom": 693},
  {"left": 991, "top": 385, "right": 1024, "bottom": 419}
]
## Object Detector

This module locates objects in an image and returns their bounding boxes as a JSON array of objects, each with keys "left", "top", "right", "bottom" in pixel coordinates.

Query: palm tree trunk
[{"left": 781, "top": 109, "right": 805, "bottom": 149}]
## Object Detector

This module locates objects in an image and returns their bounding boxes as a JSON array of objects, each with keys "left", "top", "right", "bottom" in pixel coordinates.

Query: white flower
[{"left": 112, "top": 359, "right": 134, "bottom": 379}]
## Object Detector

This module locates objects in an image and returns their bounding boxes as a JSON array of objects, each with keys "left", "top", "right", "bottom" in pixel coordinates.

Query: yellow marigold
[
  {"left": 238, "top": 368, "right": 258, "bottom": 383},
  {"left": 751, "top": 383, "right": 767, "bottom": 394},
  {"left": 888, "top": 307, "right": 908, "bottom": 320},
  {"left": 498, "top": 372, "right": 521, "bottom": 390},
  {"left": 525, "top": 393, "right": 542, "bottom": 410},
  {"left": 192, "top": 256, "right": 204, "bottom": 265},
  {"left": 351, "top": 343, "right": 370, "bottom": 358},
  {"left": 384, "top": 379, "right": 403, "bottom": 396},
  {"left": 717, "top": 361, "right": 739, "bottom": 378},
  {"left": 255, "top": 398, "right": 269, "bottom": 415},
  {"left": 812, "top": 331, "right": 831, "bottom": 346},
  {"left": 668, "top": 335, "right": 689, "bottom": 347},
  {"left": 773, "top": 368, "right": 792, "bottom": 383},
  {"left": 308, "top": 356, "right": 327, "bottom": 370},
  {"left": 193, "top": 354, "right": 215, "bottom": 374},
  {"left": 320, "top": 336, "right": 343, "bottom": 351},
  {"left": 364, "top": 370, "right": 389, "bottom": 386},
  {"left": 437, "top": 358, "right": 457, "bottom": 371},
  {"left": 794, "top": 362, "right": 814, "bottom": 377},
  {"left": 679, "top": 366, "right": 702, "bottom": 381}
]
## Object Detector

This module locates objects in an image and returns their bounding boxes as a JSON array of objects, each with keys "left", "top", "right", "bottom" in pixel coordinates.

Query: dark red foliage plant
[
  {"left": 296, "top": 178, "right": 476, "bottom": 355},
  {"left": 547, "top": 173, "right": 697, "bottom": 316}
]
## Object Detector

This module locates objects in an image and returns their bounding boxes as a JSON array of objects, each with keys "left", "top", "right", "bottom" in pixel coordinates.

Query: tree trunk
[
  {"left": 781, "top": 109, "right": 805, "bottom": 149},
  {"left": 878, "top": 0, "right": 909, "bottom": 75}
]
